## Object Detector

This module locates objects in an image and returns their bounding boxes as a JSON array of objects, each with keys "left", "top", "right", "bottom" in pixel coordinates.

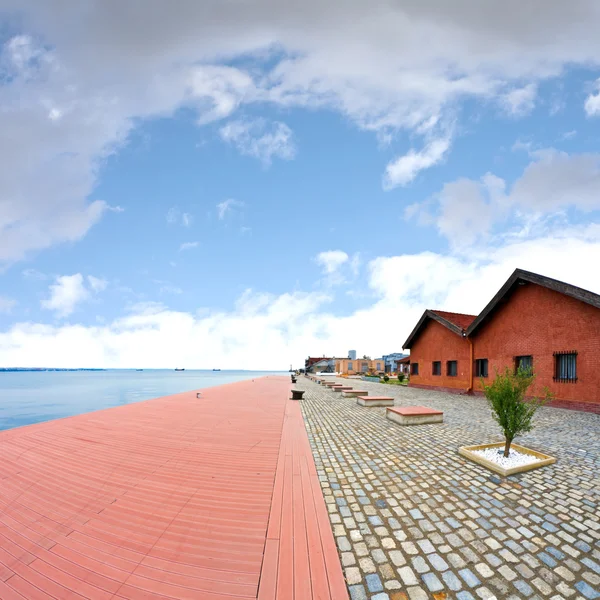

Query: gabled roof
[
  {"left": 402, "top": 309, "right": 476, "bottom": 349},
  {"left": 430, "top": 310, "right": 477, "bottom": 330},
  {"left": 467, "top": 268, "right": 600, "bottom": 336}
]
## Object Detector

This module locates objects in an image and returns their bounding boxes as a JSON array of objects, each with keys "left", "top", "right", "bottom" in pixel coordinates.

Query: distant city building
[
  {"left": 336, "top": 357, "right": 384, "bottom": 375},
  {"left": 348, "top": 349, "right": 357, "bottom": 360},
  {"left": 382, "top": 353, "right": 409, "bottom": 373}
]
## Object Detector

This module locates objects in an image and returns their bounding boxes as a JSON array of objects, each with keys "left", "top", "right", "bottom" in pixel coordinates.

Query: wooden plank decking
[{"left": 0, "top": 377, "right": 347, "bottom": 600}]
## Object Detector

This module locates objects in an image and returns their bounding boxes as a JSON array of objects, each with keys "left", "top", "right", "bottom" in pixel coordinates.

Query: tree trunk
[{"left": 504, "top": 436, "right": 513, "bottom": 457}]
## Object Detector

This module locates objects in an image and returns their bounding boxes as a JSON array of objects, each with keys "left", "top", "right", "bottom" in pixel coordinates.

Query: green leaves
[{"left": 482, "top": 366, "right": 551, "bottom": 456}]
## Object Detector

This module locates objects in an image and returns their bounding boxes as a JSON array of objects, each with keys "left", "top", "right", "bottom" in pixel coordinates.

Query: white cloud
[
  {"left": 315, "top": 250, "right": 349, "bottom": 274},
  {"left": 167, "top": 208, "right": 193, "bottom": 227},
  {"left": 41, "top": 274, "right": 90, "bottom": 318},
  {"left": 407, "top": 150, "right": 600, "bottom": 246},
  {"left": 501, "top": 83, "right": 537, "bottom": 116},
  {"left": 219, "top": 119, "right": 296, "bottom": 165},
  {"left": 384, "top": 136, "right": 451, "bottom": 189},
  {"left": 0, "top": 297, "right": 16, "bottom": 314},
  {"left": 180, "top": 241, "right": 199, "bottom": 251},
  {"left": 216, "top": 198, "right": 244, "bottom": 220},
  {"left": 584, "top": 78, "right": 600, "bottom": 116},
  {"left": 4, "top": 228, "right": 600, "bottom": 368},
  {"left": 4, "top": 2, "right": 600, "bottom": 263},
  {"left": 41, "top": 273, "right": 106, "bottom": 318},
  {"left": 87, "top": 276, "right": 108, "bottom": 292}
]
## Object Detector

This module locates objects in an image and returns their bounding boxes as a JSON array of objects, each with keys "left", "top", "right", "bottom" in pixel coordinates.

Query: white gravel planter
[{"left": 458, "top": 441, "right": 556, "bottom": 476}]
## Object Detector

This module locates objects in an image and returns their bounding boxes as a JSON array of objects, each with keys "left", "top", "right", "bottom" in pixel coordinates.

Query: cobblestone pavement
[{"left": 299, "top": 377, "right": 600, "bottom": 600}]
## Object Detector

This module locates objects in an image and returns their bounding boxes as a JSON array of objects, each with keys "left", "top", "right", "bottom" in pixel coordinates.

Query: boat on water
[
  {"left": 136, "top": 369, "right": 143, "bottom": 371},
  {"left": 212, "top": 369, "right": 221, "bottom": 371},
  {"left": 175, "top": 368, "right": 185, "bottom": 371}
]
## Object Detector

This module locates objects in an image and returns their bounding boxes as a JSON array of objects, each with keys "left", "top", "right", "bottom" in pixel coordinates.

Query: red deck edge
[{"left": 258, "top": 392, "right": 349, "bottom": 600}]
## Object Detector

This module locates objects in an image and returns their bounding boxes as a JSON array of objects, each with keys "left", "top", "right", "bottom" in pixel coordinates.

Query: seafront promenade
[{"left": 0, "top": 376, "right": 347, "bottom": 600}]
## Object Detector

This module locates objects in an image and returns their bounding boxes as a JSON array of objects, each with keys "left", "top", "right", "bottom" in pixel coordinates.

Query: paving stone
[
  {"left": 389, "top": 550, "right": 406, "bottom": 567},
  {"left": 421, "top": 572, "right": 443, "bottom": 592},
  {"left": 349, "top": 584, "right": 368, "bottom": 600},
  {"left": 366, "top": 573, "right": 384, "bottom": 593},
  {"left": 379, "top": 563, "right": 395, "bottom": 580},
  {"left": 442, "top": 569, "right": 463, "bottom": 591},
  {"left": 398, "top": 566, "right": 418, "bottom": 586},
  {"left": 346, "top": 567, "right": 362, "bottom": 585},
  {"left": 574, "top": 580, "right": 600, "bottom": 599},
  {"left": 406, "top": 587, "right": 428, "bottom": 600},
  {"left": 459, "top": 568, "right": 481, "bottom": 588},
  {"left": 359, "top": 557, "right": 376, "bottom": 573},
  {"left": 299, "top": 378, "right": 600, "bottom": 600}
]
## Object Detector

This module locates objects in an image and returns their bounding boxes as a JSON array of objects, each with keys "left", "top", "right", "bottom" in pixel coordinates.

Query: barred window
[
  {"left": 475, "top": 358, "right": 488, "bottom": 378},
  {"left": 554, "top": 351, "right": 577, "bottom": 383},
  {"left": 447, "top": 360, "right": 457, "bottom": 377},
  {"left": 432, "top": 361, "right": 441, "bottom": 376}
]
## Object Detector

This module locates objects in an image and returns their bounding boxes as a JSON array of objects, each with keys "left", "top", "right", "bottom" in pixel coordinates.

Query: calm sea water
[{"left": 0, "top": 370, "right": 285, "bottom": 431}]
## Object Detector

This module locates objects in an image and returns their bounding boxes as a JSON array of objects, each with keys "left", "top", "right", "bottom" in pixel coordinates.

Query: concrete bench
[
  {"left": 291, "top": 389, "right": 305, "bottom": 400},
  {"left": 332, "top": 386, "right": 353, "bottom": 393},
  {"left": 386, "top": 406, "right": 443, "bottom": 425},
  {"left": 357, "top": 396, "right": 394, "bottom": 407},
  {"left": 324, "top": 382, "right": 338, "bottom": 387},
  {"left": 342, "top": 389, "right": 368, "bottom": 398}
]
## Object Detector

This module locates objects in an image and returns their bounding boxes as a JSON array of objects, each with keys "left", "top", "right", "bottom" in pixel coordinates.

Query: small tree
[
  {"left": 383, "top": 375, "right": 390, "bottom": 382},
  {"left": 483, "top": 367, "right": 551, "bottom": 457},
  {"left": 397, "top": 373, "right": 405, "bottom": 382}
]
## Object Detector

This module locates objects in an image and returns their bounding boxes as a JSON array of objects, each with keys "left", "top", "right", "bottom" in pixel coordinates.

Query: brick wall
[
  {"left": 409, "top": 319, "right": 471, "bottom": 390},
  {"left": 471, "top": 283, "right": 600, "bottom": 406}
]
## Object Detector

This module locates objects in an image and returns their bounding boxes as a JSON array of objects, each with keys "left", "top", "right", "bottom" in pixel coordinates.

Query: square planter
[
  {"left": 357, "top": 396, "right": 394, "bottom": 407},
  {"left": 458, "top": 442, "right": 556, "bottom": 477},
  {"left": 386, "top": 406, "right": 443, "bottom": 425}
]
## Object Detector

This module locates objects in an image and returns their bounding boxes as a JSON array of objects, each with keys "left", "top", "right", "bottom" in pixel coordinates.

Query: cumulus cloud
[
  {"left": 219, "top": 119, "right": 296, "bottom": 165},
  {"left": 407, "top": 150, "right": 600, "bottom": 246},
  {"left": 384, "top": 136, "right": 451, "bottom": 189},
  {"left": 584, "top": 78, "right": 600, "bottom": 116},
  {"left": 41, "top": 274, "right": 107, "bottom": 318},
  {"left": 41, "top": 275, "right": 88, "bottom": 318},
  {"left": 4, "top": 1, "right": 600, "bottom": 263},
  {"left": 501, "top": 83, "right": 537, "bottom": 116},
  {"left": 216, "top": 198, "right": 244, "bottom": 220},
  {"left": 315, "top": 250, "right": 349, "bottom": 274},
  {"left": 87, "top": 276, "right": 108, "bottom": 293},
  {"left": 4, "top": 228, "right": 600, "bottom": 368}
]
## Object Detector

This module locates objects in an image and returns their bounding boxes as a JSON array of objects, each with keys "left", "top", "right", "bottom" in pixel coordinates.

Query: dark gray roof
[{"left": 466, "top": 268, "right": 600, "bottom": 336}]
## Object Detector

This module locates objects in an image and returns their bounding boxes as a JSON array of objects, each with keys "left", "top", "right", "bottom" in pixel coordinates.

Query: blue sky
[{"left": 1, "top": 1, "right": 600, "bottom": 369}]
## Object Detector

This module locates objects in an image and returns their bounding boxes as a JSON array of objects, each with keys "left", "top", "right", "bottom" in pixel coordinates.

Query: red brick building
[{"left": 403, "top": 269, "right": 600, "bottom": 412}]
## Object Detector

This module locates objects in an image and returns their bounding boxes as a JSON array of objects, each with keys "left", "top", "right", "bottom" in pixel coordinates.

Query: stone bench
[
  {"left": 342, "top": 389, "right": 368, "bottom": 398},
  {"left": 357, "top": 396, "right": 394, "bottom": 407},
  {"left": 324, "top": 381, "right": 339, "bottom": 387},
  {"left": 332, "top": 386, "right": 353, "bottom": 393},
  {"left": 386, "top": 406, "right": 443, "bottom": 425}
]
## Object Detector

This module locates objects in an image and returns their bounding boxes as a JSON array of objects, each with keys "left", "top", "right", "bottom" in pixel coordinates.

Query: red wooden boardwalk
[{"left": 0, "top": 377, "right": 348, "bottom": 600}]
